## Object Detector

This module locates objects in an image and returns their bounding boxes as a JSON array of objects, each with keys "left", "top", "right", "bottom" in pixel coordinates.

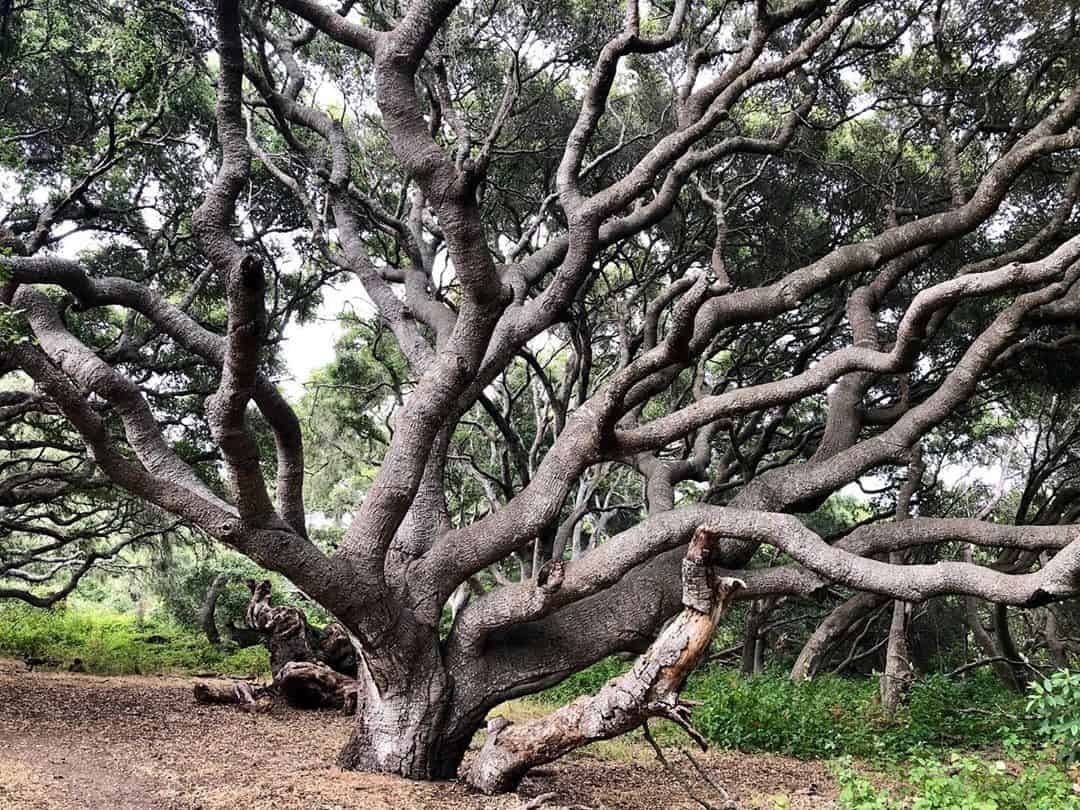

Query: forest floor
[{"left": 0, "top": 658, "right": 842, "bottom": 809}]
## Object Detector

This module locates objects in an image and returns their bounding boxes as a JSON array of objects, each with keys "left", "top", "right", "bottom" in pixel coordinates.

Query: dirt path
[{"left": 0, "top": 659, "right": 839, "bottom": 809}]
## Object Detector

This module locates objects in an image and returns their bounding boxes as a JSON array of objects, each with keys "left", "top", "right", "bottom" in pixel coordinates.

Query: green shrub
[
  {"left": 534, "top": 655, "right": 630, "bottom": 705},
  {"left": 689, "top": 670, "right": 1022, "bottom": 760},
  {"left": 1027, "top": 669, "right": 1080, "bottom": 763}
]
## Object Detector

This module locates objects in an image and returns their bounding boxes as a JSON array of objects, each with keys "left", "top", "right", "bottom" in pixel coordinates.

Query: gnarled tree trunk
[
  {"left": 195, "top": 579, "right": 361, "bottom": 713},
  {"left": 338, "top": 644, "right": 457, "bottom": 779}
]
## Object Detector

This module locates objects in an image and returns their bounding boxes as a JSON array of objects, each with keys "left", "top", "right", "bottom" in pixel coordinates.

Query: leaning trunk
[
  {"left": 467, "top": 526, "right": 743, "bottom": 794},
  {"left": 791, "top": 592, "right": 887, "bottom": 680}
]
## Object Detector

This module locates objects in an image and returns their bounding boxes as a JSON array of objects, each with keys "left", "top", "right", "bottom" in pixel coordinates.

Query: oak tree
[{"left": 3, "top": 0, "right": 1080, "bottom": 790}]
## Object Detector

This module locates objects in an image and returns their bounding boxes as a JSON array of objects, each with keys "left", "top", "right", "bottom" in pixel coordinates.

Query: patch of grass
[{"left": 0, "top": 602, "right": 269, "bottom": 677}]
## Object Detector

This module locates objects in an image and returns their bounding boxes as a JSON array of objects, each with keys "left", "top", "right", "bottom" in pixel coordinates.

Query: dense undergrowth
[
  {"left": 535, "top": 657, "right": 1080, "bottom": 807},
  {"left": 537, "top": 657, "right": 1026, "bottom": 760},
  {"left": 834, "top": 754, "right": 1080, "bottom": 809},
  {"left": 0, "top": 602, "right": 269, "bottom": 676}
]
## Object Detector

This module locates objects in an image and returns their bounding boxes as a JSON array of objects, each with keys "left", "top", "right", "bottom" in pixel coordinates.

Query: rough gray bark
[{"left": 880, "top": 598, "right": 914, "bottom": 716}]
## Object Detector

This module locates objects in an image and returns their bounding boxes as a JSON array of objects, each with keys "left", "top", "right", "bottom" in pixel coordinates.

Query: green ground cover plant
[{"left": 0, "top": 602, "right": 269, "bottom": 677}]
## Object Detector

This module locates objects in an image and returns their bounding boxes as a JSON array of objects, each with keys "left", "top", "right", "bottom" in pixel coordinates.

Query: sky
[{"left": 277, "top": 275, "right": 372, "bottom": 397}]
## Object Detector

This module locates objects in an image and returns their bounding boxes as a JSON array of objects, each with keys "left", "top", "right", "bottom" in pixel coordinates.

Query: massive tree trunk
[
  {"left": 467, "top": 526, "right": 744, "bottom": 794},
  {"left": 337, "top": 645, "right": 458, "bottom": 779},
  {"left": 10, "top": 0, "right": 1080, "bottom": 792}
]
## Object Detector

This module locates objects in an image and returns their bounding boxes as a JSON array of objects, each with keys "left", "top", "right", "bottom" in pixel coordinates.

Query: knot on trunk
[{"left": 536, "top": 560, "right": 564, "bottom": 594}]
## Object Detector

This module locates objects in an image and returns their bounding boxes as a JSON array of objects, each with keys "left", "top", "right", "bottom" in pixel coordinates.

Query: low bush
[{"left": 1027, "top": 669, "right": 1080, "bottom": 764}]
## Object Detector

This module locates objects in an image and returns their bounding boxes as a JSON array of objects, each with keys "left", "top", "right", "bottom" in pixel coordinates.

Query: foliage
[
  {"left": 0, "top": 602, "right": 269, "bottom": 677},
  {"left": 835, "top": 754, "right": 1080, "bottom": 810},
  {"left": 1026, "top": 669, "right": 1080, "bottom": 764},
  {"left": 693, "top": 671, "right": 1026, "bottom": 760},
  {"left": 534, "top": 655, "right": 631, "bottom": 705}
]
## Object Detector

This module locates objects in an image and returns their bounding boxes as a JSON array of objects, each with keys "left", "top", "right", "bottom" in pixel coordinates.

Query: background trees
[{"left": 2, "top": 0, "right": 1080, "bottom": 790}]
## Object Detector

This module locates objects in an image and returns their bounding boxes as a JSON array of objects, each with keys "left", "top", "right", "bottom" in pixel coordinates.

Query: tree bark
[
  {"left": 791, "top": 592, "right": 887, "bottom": 680},
  {"left": 337, "top": 643, "right": 458, "bottom": 779},
  {"left": 198, "top": 572, "right": 232, "bottom": 646},
  {"left": 880, "top": 596, "right": 914, "bottom": 716},
  {"left": 278, "top": 660, "right": 358, "bottom": 710},
  {"left": 194, "top": 579, "right": 362, "bottom": 713},
  {"left": 466, "top": 526, "right": 744, "bottom": 794},
  {"left": 993, "top": 604, "right": 1029, "bottom": 688},
  {"left": 193, "top": 678, "right": 272, "bottom": 711}
]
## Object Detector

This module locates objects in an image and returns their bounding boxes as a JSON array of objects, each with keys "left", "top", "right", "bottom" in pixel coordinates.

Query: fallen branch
[
  {"left": 467, "top": 526, "right": 744, "bottom": 794},
  {"left": 946, "top": 656, "right": 1046, "bottom": 680},
  {"left": 193, "top": 579, "right": 359, "bottom": 712},
  {"left": 193, "top": 678, "right": 272, "bottom": 712}
]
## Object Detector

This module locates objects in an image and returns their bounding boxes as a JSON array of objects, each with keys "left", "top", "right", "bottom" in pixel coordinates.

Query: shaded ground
[{"left": 0, "top": 658, "right": 839, "bottom": 809}]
